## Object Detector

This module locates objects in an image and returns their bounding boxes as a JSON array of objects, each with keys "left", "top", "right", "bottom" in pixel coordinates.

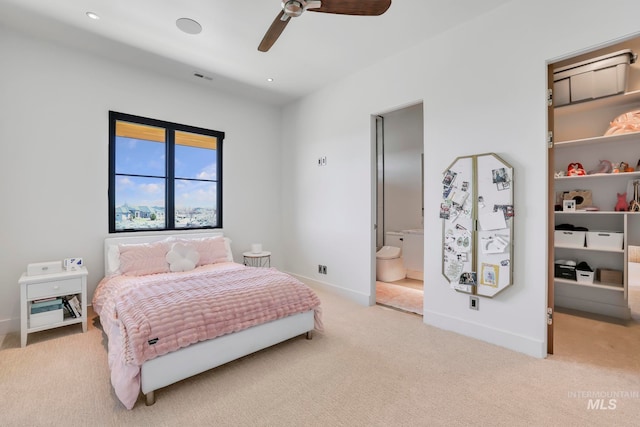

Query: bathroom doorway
[{"left": 374, "top": 102, "right": 424, "bottom": 315}]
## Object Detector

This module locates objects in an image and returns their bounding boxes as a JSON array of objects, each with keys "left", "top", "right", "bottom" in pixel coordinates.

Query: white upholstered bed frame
[{"left": 102, "top": 232, "right": 315, "bottom": 406}]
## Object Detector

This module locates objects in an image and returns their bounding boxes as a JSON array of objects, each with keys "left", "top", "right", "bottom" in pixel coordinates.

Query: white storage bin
[
  {"left": 576, "top": 270, "right": 595, "bottom": 284},
  {"left": 586, "top": 231, "right": 623, "bottom": 250},
  {"left": 553, "top": 49, "right": 636, "bottom": 106},
  {"left": 29, "top": 308, "right": 63, "bottom": 328},
  {"left": 555, "top": 230, "right": 586, "bottom": 247}
]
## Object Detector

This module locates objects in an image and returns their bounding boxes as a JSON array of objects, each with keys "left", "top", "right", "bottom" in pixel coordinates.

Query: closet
[{"left": 551, "top": 37, "right": 640, "bottom": 321}]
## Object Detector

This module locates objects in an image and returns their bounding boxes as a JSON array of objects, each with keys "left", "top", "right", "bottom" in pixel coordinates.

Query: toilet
[{"left": 376, "top": 232, "right": 407, "bottom": 282}]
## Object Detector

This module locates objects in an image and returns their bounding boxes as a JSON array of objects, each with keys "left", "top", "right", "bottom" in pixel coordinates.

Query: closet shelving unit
[{"left": 552, "top": 85, "right": 640, "bottom": 319}]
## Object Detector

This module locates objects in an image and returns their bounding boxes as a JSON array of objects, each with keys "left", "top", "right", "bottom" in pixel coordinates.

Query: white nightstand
[
  {"left": 243, "top": 251, "right": 271, "bottom": 267},
  {"left": 19, "top": 267, "right": 88, "bottom": 347}
]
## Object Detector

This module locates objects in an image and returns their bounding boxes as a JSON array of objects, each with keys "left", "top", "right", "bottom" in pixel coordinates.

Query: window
[{"left": 109, "top": 111, "right": 224, "bottom": 232}]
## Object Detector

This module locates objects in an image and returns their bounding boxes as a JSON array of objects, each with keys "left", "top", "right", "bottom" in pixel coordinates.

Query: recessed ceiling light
[
  {"left": 86, "top": 12, "right": 100, "bottom": 20},
  {"left": 267, "top": 78, "right": 274, "bottom": 82},
  {"left": 176, "top": 18, "right": 202, "bottom": 35}
]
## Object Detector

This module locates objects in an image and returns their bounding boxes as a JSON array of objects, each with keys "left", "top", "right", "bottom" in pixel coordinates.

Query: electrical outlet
[
  {"left": 318, "top": 264, "right": 323, "bottom": 274},
  {"left": 469, "top": 296, "right": 479, "bottom": 310},
  {"left": 321, "top": 265, "right": 327, "bottom": 274}
]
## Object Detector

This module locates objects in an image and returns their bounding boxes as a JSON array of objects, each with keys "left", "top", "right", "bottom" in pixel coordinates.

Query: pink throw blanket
[{"left": 93, "top": 262, "right": 322, "bottom": 409}]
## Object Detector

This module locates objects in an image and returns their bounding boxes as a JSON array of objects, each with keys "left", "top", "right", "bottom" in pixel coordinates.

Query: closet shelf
[
  {"left": 554, "top": 89, "right": 640, "bottom": 116},
  {"left": 555, "top": 130, "right": 640, "bottom": 148},
  {"left": 554, "top": 244, "right": 623, "bottom": 253},
  {"left": 554, "top": 277, "right": 624, "bottom": 292},
  {"left": 555, "top": 210, "right": 640, "bottom": 215}
]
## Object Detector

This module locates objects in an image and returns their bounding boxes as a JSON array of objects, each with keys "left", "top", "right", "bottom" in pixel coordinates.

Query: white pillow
[
  {"left": 106, "top": 244, "right": 121, "bottom": 276},
  {"left": 166, "top": 242, "right": 200, "bottom": 272}
]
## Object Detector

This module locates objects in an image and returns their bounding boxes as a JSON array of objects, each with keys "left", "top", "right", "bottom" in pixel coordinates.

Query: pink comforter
[{"left": 92, "top": 262, "right": 322, "bottom": 409}]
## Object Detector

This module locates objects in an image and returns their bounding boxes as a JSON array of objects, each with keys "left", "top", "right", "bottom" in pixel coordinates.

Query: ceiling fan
[{"left": 258, "top": 0, "right": 392, "bottom": 52}]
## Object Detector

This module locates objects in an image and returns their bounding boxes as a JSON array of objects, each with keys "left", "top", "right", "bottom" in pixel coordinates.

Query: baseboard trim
[
  {"left": 0, "top": 317, "right": 19, "bottom": 336},
  {"left": 287, "top": 273, "right": 371, "bottom": 306},
  {"left": 423, "top": 308, "right": 546, "bottom": 359}
]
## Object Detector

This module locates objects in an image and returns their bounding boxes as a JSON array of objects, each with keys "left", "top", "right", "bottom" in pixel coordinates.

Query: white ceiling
[{"left": 0, "top": 0, "right": 513, "bottom": 105}]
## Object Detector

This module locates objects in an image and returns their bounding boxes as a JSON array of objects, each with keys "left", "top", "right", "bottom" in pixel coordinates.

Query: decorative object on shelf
[
  {"left": 587, "top": 159, "right": 612, "bottom": 175},
  {"left": 63, "top": 257, "right": 83, "bottom": 271},
  {"left": 611, "top": 162, "right": 621, "bottom": 174},
  {"left": 441, "top": 153, "right": 514, "bottom": 298},
  {"left": 563, "top": 199, "right": 576, "bottom": 211},
  {"left": 554, "top": 170, "right": 566, "bottom": 178},
  {"left": 604, "top": 109, "right": 640, "bottom": 136},
  {"left": 620, "top": 162, "right": 634, "bottom": 172},
  {"left": 567, "top": 162, "right": 586, "bottom": 176},
  {"left": 615, "top": 193, "right": 628, "bottom": 212},
  {"left": 26, "top": 261, "right": 62, "bottom": 276},
  {"left": 628, "top": 180, "right": 640, "bottom": 212},
  {"left": 563, "top": 190, "right": 592, "bottom": 209}
]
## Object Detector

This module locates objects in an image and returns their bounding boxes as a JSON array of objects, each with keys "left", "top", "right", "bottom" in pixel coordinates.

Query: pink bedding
[{"left": 92, "top": 262, "right": 322, "bottom": 409}]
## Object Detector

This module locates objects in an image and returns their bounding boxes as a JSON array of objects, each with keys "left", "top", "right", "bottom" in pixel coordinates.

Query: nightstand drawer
[{"left": 26, "top": 277, "right": 82, "bottom": 299}]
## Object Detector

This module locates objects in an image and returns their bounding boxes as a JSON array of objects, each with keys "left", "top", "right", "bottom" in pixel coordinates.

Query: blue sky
[{"left": 115, "top": 137, "right": 217, "bottom": 209}]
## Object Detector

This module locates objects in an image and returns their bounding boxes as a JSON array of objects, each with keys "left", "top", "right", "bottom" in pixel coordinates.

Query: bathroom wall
[{"left": 383, "top": 103, "right": 424, "bottom": 238}]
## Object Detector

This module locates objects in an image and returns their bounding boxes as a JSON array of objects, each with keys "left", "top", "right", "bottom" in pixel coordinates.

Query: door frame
[{"left": 546, "top": 63, "right": 555, "bottom": 354}]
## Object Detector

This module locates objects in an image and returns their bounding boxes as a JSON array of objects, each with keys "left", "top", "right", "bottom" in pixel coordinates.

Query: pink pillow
[
  {"left": 118, "top": 241, "right": 170, "bottom": 276},
  {"left": 186, "top": 237, "right": 229, "bottom": 266}
]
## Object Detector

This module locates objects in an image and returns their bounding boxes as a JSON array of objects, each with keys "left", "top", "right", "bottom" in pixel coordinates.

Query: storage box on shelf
[
  {"left": 553, "top": 49, "right": 636, "bottom": 107},
  {"left": 30, "top": 309, "right": 63, "bottom": 328},
  {"left": 554, "top": 261, "right": 577, "bottom": 281},
  {"left": 586, "top": 231, "right": 623, "bottom": 250},
  {"left": 576, "top": 269, "right": 595, "bottom": 284},
  {"left": 555, "top": 230, "right": 586, "bottom": 247},
  {"left": 597, "top": 268, "right": 623, "bottom": 285}
]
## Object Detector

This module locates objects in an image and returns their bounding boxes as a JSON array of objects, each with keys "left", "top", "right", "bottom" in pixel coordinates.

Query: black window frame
[{"left": 108, "top": 111, "right": 224, "bottom": 233}]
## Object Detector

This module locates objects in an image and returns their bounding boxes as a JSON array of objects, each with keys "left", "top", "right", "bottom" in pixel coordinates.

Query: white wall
[
  {"left": 0, "top": 26, "right": 283, "bottom": 334},
  {"left": 382, "top": 103, "right": 424, "bottom": 235},
  {"left": 281, "top": 0, "right": 640, "bottom": 357}
]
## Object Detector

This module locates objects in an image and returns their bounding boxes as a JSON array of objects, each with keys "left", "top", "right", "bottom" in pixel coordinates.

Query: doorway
[
  {"left": 547, "top": 34, "right": 640, "bottom": 366},
  {"left": 373, "top": 103, "right": 424, "bottom": 316}
]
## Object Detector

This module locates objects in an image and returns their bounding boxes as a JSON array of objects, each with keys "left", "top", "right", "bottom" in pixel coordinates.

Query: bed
[{"left": 92, "top": 232, "right": 322, "bottom": 409}]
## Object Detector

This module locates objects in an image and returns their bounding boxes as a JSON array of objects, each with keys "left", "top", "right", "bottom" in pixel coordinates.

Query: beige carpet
[
  {"left": 376, "top": 280, "right": 423, "bottom": 315},
  {"left": 1, "top": 285, "right": 639, "bottom": 426}
]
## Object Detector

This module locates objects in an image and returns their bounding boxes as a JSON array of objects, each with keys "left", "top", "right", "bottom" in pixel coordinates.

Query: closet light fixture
[{"left": 86, "top": 12, "right": 100, "bottom": 20}]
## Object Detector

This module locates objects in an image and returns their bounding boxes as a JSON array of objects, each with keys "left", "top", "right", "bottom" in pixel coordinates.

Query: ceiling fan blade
[
  {"left": 258, "top": 11, "right": 291, "bottom": 52},
  {"left": 308, "top": 0, "right": 392, "bottom": 16}
]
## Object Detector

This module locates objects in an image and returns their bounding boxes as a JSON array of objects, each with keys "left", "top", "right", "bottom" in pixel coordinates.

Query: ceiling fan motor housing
[
  {"left": 283, "top": 1, "right": 303, "bottom": 17},
  {"left": 282, "top": 0, "right": 321, "bottom": 18}
]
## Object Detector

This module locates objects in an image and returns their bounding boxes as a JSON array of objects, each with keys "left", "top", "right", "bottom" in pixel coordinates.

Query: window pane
[
  {"left": 114, "top": 176, "right": 166, "bottom": 231},
  {"left": 175, "top": 144, "right": 217, "bottom": 180},
  {"left": 174, "top": 179, "right": 217, "bottom": 228},
  {"left": 115, "top": 136, "right": 166, "bottom": 177}
]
